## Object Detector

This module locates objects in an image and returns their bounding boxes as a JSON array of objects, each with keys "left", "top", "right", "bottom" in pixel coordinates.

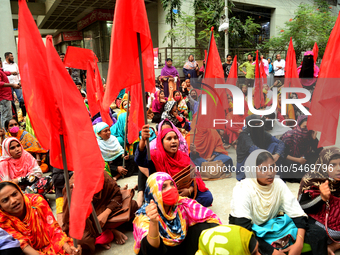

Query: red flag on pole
[
  {"left": 226, "top": 55, "right": 238, "bottom": 82},
  {"left": 308, "top": 12, "right": 340, "bottom": 147},
  {"left": 312, "top": 42, "right": 319, "bottom": 64},
  {"left": 63, "top": 46, "right": 98, "bottom": 70},
  {"left": 86, "top": 63, "right": 102, "bottom": 117},
  {"left": 103, "top": 0, "right": 155, "bottom": 110},
  {"left": 196, "top": 28, "right": 226, "bottom": 129},
  {"left": 254, "top": 50, "right": 265, "bottom": 109}
]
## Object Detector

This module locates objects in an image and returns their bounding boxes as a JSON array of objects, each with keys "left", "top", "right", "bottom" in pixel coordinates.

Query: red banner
[
  {"left": 63, "top": 31, "right": 83, "bottom": 41},
  {"left": 77, "top": 9, "right": 115, "bottom": 30}
]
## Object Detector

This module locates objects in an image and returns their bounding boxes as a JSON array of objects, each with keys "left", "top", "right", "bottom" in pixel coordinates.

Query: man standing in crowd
[
  {"left": 273, "top": 53, "right": 285, "bottom": 84},
  {"left": 239, "top": 54, "right": 255, "bottom": 87},
  {"left": 2, "top": 52, "right": 26, "bottom": 116},
  {"left": 0, "top": 58, "right": 21, "bottom": 128},
  {"left": 222, "top": 54, "right": 233, "bottom": 79}
]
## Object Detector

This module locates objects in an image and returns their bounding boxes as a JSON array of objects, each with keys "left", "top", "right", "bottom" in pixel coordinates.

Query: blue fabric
[
  {"left": 0, "top": 228, "right": 20, "bottom": 251},
  {"left": 13, "top": 88, "right": 24, "bottom": 103},
  {"left": 192, "top": 152, "right": 233, "bottom": 168},
  {"left": 117, "top": 89, "right": 126, "bottom": 99},
  {"left": 268, "top": 63, "right": 274, "bottom": 74},
  {"left": 195, "top": 189, "right": 213, "bottom": 207},
  {"left": 252, "top": 214, "right": 298, "bottom": 249}
]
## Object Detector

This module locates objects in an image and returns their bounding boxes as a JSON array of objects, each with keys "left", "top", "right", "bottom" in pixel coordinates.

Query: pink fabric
[
  {"left": 297, "top": 64, "right": 320, "bottom": 78},
  {"left": 95, "top": 229, "right": 114, "bottom": 245},
  {"left": 0, "top": 137, "right": 40, "bottom": 181}
]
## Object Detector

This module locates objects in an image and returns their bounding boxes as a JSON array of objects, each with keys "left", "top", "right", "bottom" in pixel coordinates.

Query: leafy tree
[
  {"left": 262, "top": 2, "right": 336, "bottom": 61},
  {"left": 229, "top": 16, "right": 261, "bottom": 48}
]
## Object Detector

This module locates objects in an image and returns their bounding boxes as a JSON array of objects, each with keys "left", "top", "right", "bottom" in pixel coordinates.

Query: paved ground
[{"left": 48, "top": 118, "right": 340, "bottom": 255}]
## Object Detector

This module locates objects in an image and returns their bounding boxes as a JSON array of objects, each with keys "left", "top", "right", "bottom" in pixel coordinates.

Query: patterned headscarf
[
  {"left": 133, "top": 172, "right": 221, "bottom": 254},
  {"left": 161, "top": 101, "right": 184, "bottom": 125},
  {"left": 298, "top": 147, "right": 340, "bottom": 197}
]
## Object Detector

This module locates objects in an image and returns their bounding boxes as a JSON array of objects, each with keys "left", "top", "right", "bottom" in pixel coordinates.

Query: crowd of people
[{"left": 0, "top": 49, "right": 339, "bottom": 255}]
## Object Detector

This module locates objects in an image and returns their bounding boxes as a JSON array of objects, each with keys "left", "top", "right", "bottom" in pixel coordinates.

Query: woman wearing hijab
[
  {"left": 188, "top": 89, "right": 199, "bottom": 120},
  {"left": 183, "top": 55, "right": 199, "bottom": 80},
  {"left": 171, "top": 90, "right": 188, "bottom": 117},
  {"left": 0, "top": 137, "right": 42, "bottom": 184},
  {"left": 94, "top": 122, "right": 139, "bottom": 180},
  {"left": 229, "top": 150, "right": 328, "bottom": 255},
  {"left": 117, "top": 94, "right": 130, "bottom": 118},
  {"left": 195, "top": 225, "right": 260, "bottom": 255},
  {"left": 281, "top": 115, "right": 322, "bottom": 183},
  {"left": 152, "top": 90, "right": 168, "bottom": 124},
  {"left": 150, "top": 119, "right": 188, "bottom": 155},
  {"left": 267, "top": 58, "right": 274, "bottom": 87},
  {"left": 298, "top": 147, "right": 340, "bottom": 255},
  {"left": 135, "top": 125, "right": 213, "bottom": 207},
  {"left": 161, "top": 101, "right": 190, "bottom": 132},
  {"left": 133, "top": 172, "right": 221, "bottom": 255},
  {"left": 62, "top": 171, "right": 138, "bottom": 252},
  {"left": 161, "top": 58, "right": 180, "bottom": 98},
  {"left": 0, "top": 181, "right": 81, "bottom": 254},
  {"left": 5, "top": 119, "right": 49, "bottom": 172},
  {"left": 236, "top": 115, "right": 285, "bottom": 181},
  {"left": 297, "top": 51, "right": 320, "bottom": 91}
]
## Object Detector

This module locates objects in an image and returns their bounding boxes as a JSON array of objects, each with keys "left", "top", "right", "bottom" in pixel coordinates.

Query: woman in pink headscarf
[
  {"left": 0, "top": 137, "right": 42, "bottom": 183},
  {"left": 297, "top": 51, "right": 320, "bottom": 89}
]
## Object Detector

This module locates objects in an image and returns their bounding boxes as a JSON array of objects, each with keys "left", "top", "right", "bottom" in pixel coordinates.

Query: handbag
[
  {"left": 305, "top": 187, "right": 340, "bottom": 243},
  {"left": 200, "top": 160, "right": 231, "bottom": 181},
  {"left": 172, "top": 165, "right": 197, "bottom": 199},
  {"left": 252, "top": 214, "right": 298, "bottom": 249},
  {"left": 106, "top": 189, "right": 135, "bottom": 225}
]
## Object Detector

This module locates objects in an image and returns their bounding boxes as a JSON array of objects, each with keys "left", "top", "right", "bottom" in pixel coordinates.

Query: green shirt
[{"left": 238, "top": 61, "right": 255, "bottom": 79}]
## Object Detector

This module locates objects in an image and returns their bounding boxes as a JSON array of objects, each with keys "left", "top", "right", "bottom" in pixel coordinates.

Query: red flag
[
  {"left": 196, "top": 29, "right": 226, "bottom": 129},
  {"left": 204, "top": 50, "right": 207, "bottom": 62},
  {"left": 308, "top": 12, "right": 340, "bottom": 147},
  {"left": 46, "top": 36, "right": 104, "bottom": 239},
  {"left": 63, "top": 46, "right": 98, "bottom": 70},
  {"left": 103, "top": 0, "right": 155, "bottom": 110},
  {"left": 226, "top": 55, "right": 238, "bottom": 82},
  {"left": 254, "top": 50, "right": 265, "bottom": 109},
  {"left": 312, "top": 42, "right": 318, "bottom": 64},
  {"left": 86, "top": 63, "right": 102, "bottom": 117}
]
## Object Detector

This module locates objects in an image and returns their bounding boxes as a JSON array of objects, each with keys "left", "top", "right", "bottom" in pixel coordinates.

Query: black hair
[
  {"left": 161, "top": 120, "right": 172, "bottom": 128},
  {"left": 81, "top": 92, "right": 86, "bottom": 98},
  {"left": 188, "top": 54, "right": 194, "bottom": 58},
  {"left": 248, "top": 54, "right": 253, "bottom": 58},
  {"left": 226, "top": 54, "right": 232, "bottom": 58},
  {"left": 4, "top": 119, "right": 17, "bottom": 130},
  {"left": 166, "top": 58, "right": 173, "bottom": 62},
  {"left": 0, "top": 181, "right": 21, "bottom": 193},
  {"left": 256, "top": 151, "right": 274, "bottom": 166},
  {"left": 59, "top": 53, "right": 65, "bottom": 56},
  {"left": 4, "top": 52, "right": 12, "bottom": 58},
  {"left": 172, "top": 90, "right": 181, "bottom": 98},
  {"left": 329, "top": 154, "right": 340, "bottom": 165}
]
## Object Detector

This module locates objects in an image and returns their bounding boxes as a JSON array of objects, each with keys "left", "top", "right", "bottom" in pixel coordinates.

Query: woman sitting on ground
[
  {"left": 298, "top": 147, "right": 340, "bottom": 255},
  {"left": 161, "top": 101, "right": 190, "bottom": 132},
  {"left": 195, "top": 225, "right": 260, "bottom": 255},
  {"left": 0, "top": 137, "right": 42, "bottom": 184},
  {"left": 152, "top": 90, "right": 167, "bottom": 124},
  {"left": 236, "top": 115, "right": 285, "bottom": 181},
  {"left": 135, "top": 125, "right": 213, "bottom": 207},
  {"left": 62, "top": 171, "right": 138, "bottom": 253},
  {"left": 171, "top": 90, "right": 188, "bottom": 117},
  {"left": 5, "top": 119, "right": 49, "bottom": 172},
  {"left": 133, "top": 172, "right": 221, "bottom": 255},
  {"left": 94, "top": 122, "right": 139, "bottom": 181},
  {"left": 0, "top": 181, "right": 81, "bottom": 255},
  {"left": 281, "top": 115, "right": 323, "bottom": 183},
  {"left": 229, "top": 150, "right": 328, "bottom": 255}
]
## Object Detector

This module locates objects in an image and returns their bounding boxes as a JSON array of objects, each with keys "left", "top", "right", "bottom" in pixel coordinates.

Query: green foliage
[
  {"left": 229, "top": 16, "right": 261, "bottom": 48},
  {"left": 160, "top": 0, "right": 182, "bottom": 26},
  {"left": 262, "top": 3, "right": 336, "bottom": 60}
]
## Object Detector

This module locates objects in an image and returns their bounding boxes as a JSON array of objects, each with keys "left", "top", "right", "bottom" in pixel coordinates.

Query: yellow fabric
[{"left": 56, "top": 197, "right": 64, "bottom": 214}]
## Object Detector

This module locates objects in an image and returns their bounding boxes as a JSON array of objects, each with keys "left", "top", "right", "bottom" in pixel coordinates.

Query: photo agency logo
[{"left": 200, "top": 85, "right": 312, "bottom": 128}]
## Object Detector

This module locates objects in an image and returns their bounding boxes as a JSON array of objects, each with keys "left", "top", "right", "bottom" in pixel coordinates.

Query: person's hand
[
  {"left": 124, "top": 154, "right": 129, "bottom": 160},
  {"left": 179, "top": 188, "right": 191, "bottom": 197},
  {"left": 282, "top": 242, "right": 303, "bottom": 255},
  {"left": 141, "top": 125, "right": 150, "bottom": 142},
  {"left": 145, "top": 200, "right": 159, "bottom": 223},
  {"left": 12, "top": 83, "right": 21, "bottom": 89},
  {"left": 11, "top": 72, "right": 17, "bottom": 75},
  {"left": 97, "top": 211, "right": 109, "bottom": 228},
  {"left": 298, "top": 157, "right": 307, "bottom": 165},
  {"left": 188, "top": 74, "right": 191, "bottom": 78},
  {"left": 320, "top": 180, "right": 331, "bottom": 202},
  {"left": 117, "top": 166, "right": 128, "bottom": 176},
  {"left": 278, "top": 66, "right": 282, "bottom": 69},
  {"left": 272, "top": 154, "right": 280, "bottom": 163},
  {"left": 0, "top": 128, "right": 5, "bottom": 139},
  {"left": 272, "top": 249, "right": 285, "bottom": 255},
  {"left": 311, "top": 130, "right": 317, "bottom": 140},
  {"left": 238, "top": 129, "right": 242, "bottom": 134},
  {"left": 190, "top": 143, "right": 197, "bottom": 153},
  {"left": 64, "top": 244, "right": 82, "bottom": 255},
  {"left": 243, "top": 71, "right": 247, "bottom": 75}
]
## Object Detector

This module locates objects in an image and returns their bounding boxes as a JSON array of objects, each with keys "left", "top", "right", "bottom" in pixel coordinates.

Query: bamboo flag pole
[{"left": 137, "top": 32, "right": 151, "bottom": 160}]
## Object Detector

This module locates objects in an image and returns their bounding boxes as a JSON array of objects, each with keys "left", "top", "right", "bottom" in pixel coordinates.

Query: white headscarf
[
  {"left": 93, "top": 122, "right": 124, "bottom": 162},
  {"left": 230, "top": 149, "right": 306, "bottom": 225}
]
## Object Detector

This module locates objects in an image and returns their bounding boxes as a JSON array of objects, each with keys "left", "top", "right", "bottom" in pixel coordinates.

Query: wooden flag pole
[
  {"left": 192, "top": 27, "right": 214, "bottom": 144},
  {"left": 122, "top": 91, "right": 131, "bottom": 176},
  {"left": 59, "top": 135, "right": 102, "bottom": 247},
  {"left": 137, "top": 32, "right": 151, "bottom": 160}
]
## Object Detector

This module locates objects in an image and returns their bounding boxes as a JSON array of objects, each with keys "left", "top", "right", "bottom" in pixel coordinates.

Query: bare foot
[
  {"left": 100, "top": 243, "right": 111, "bottom": 250},
  {"left": 137, "top": 191, "right": 144, "bottom": 208},
  {"left": 233, "top": 144, "right": 237, "bottom": 150},
  {"left": 328, "top": 247, "right": 335, "bottom": 255},
  {"left": 223, "top": 145, "right": 231, "bottom": 150},
  {"left": 113, "top": 174, "right": 121, "bottom": 181},
  {"left": 122, "top": 184, "right": 128, "bottom": 190},
  {"left": 328, "top": 243, "right": 340, "bottom": 255},
  {"left": 111, "top": 229, "right": 128, "bottom": 245}
]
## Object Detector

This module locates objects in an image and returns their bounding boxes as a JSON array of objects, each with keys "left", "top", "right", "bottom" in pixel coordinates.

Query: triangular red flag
[
  {"left": 312, "top": 42, "right": 319, "bottom": 64},
  {"left": 254, "top": 50, "right": 265, "bottom": 109},
  {"left": 63, "top": 46, "right": 98, "bottom": 70},
  {"left": 103, "top": 0, "right": 155, "bottom": 110},
  {"left": 308, "top": 12, "right": 340, "bottom": 147},
  {"left": 86, "top": 62, "right": 102, "bottom": 118}
]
